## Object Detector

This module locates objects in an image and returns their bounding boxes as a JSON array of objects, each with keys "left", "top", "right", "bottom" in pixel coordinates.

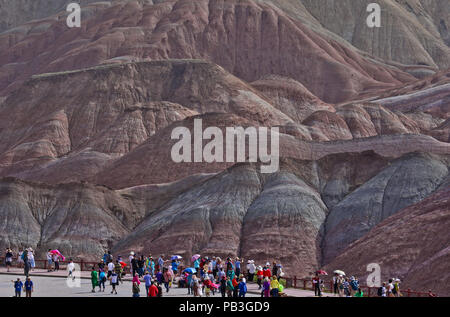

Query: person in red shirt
[
  {"left": 148, "top": 281, "right": 159, "bottom": 297},
  {"left": 256, "top": 266, "right": 264, "bottom": 289},
  {"left": 263, "top": 264, "right": 272, "bottom": 279},
  {"left": 232, "top": 276, "right": 239, "bottom": 297}
]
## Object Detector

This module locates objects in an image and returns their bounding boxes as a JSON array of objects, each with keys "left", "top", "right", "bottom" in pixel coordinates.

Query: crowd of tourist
[{"left": 5, "top": 247, "right": 405, "bottom": 297}]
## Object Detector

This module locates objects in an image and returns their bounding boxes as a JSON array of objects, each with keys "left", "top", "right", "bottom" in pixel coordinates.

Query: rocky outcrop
[
  {"left": 0, "top": 0, "right": 415, "bottom": 102},
  {"left": 325, "top": 185, "right": 450, "bottom": 296},
  {"left": 322, "top": 153, "right": 449, "bottom": 264}
]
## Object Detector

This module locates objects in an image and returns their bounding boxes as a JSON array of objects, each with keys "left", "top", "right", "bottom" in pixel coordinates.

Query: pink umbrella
[
  {"left": 191, "top": 254, "right": 200, "bottom": 262},
  {"left": 50, "top": 250, "right": 65, "bottom": 261},
  {"left": 210, "top": 283, "right": 219, "bottom": 289}
]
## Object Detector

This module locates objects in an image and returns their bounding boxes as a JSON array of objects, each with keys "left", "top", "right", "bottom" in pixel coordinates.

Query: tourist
[
  {"left": 262, "top": 277, "right": 271, "bottom": 297},
  {"left": 155, "top": 269, "right": 163, "bottom": 284},
  {"left": 27, "top": 248, "right": 35, "bottom": 271},
  {"left": 276, "top": 264, "right": 284, "bottom": 280},
  {"left": 24, "top": 277, "right": 34, "bottom": 297},
  {"left": 110, "top": 272, "right": 118, "bottom": 295},
  {"left": 235, "top": 257, "right": 241, "bottom": 277},
  {"left": 132, "top": 272, "right": 141, "bottom": 286},
  {"left": 203, "top": 276, "right": 212, "bottom": 297},
  {"left": 343, "top": 278, "right": 350, "bottom": 297},
  {"left": 263, "top": 264, "right": 271, "bottom": 279},
  {"left": 192, "top": 275, "right": 200, "bottom": 297},
  {"left": 247, "top": 260, "right": 256, "bottom": 282},
  {"left": 5, "top": 248, "right": 13, "bottom": 272},
  {"left": 272, "top": 261, "right": 278, "bottom": 277},
  {"left": 107, "top": 259, "right": 114, "bottom": 278},
  {"left": 114, "top": 260, "right": 123, "bottom": 284},
  {"left": 238, "top": 278, "right": 247, "bottom": 297},
  {"left": 313, "top": 273, "right": 321, "bottom": 297},
  {"left": 156, "top": 282, "right": 163, "bottom": 297},
  {"left": 232, "top": 275, "right": 239, "bottom": 297},
  {"left": 219, "top": 276, "right": 227, "bottom": 297},
  {"left": 131, "top": 255, "right": 138, "bottom": 277},
  {"left": 148, "top": 281, "right": 159, "bottom": 297},
  {"left": 98, "top": 259, "right": 105, "bottom": 272},
  {"left": 226, "top": 276, "right": 234, "bottom": 297},
  {"left": 46, "top": 249, "right": 53, "bottom": 272},
  {"left": 67, "top": 259, "right": 76, "bottom": 280},
  {"left": 333, "top": 273, "right": 339, "bottom": 296},
  {"left": 378, "top": 282, "right": 387, "bottom": 297},
  {"left": 12, "top": 278, "right": 23, "bottom": 297},
  {"left": 354, "top": 287, "right": 364, "bottom": 297},
  {"left": 270, "top": 276, "right": 280, "bottom": 297},
  {"left": 387, "top": 279, "right": 395, "bottom": 297},
  {"left": 256, "top": 266, "right": 263, "bottom": 289},
  {"left": 99, "top": 270, "right": 106, "bottom": 292},
  {"left": 53, "top": 252, "right": 60, "bottom": 271},
  {"left": 22, "top": 249, "right": 30, "bottom": 277},
  {"left": 91, "top": 267, "right": 98, "bottom": 292},
  {"left": 144, "top": 271, "right": 152, "bottom": 295},
  {"left": 186, "top": 272, "right": 193, "bottom": 295},
  {"left": 350, "top": 276, "right": 359, "bottom": 296},
  {"left": 137, "top": 255, "right": 145, "bottom": 277},
  {"left": 393, "top": 278, "right": 401, "bottom": 297},
  {"left": 171, "top": 258, "right": 179, "bottom": 275},
  {"left": 163, "top": 267, "right": 171, "bottom": 293},
  {"left": 337, "top": 275, "right": 344, "bottom": 297},
  {"left": 132, "top": 281, "right": 140, "bottom": 297},
  {"left": 129, "top": 252, "right": 135, "bottom": 274},
  {"left": 157, "top": 254, "right": 165, "bottom": 272}
]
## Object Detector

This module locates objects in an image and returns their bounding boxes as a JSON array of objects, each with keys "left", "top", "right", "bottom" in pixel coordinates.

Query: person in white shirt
[
  {"left": 247, "top": 260, "right": 256, "bottom": 282},
  {"left": 107, "top": 261, "right": 115, "bottom": 278},
  {"left": 387, "top": 279, "right": 394, "bottom": 297},
  {"left": 67, "top": 260, "right": 75, "bottom": 280},
  {"left": 46, "top": 250, "right": 53, "bottom": 272}
]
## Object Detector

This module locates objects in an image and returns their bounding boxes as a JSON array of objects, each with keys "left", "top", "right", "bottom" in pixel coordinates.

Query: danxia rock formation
[{"left": 0, "top": 0, "right": 449, "bottom": 295}]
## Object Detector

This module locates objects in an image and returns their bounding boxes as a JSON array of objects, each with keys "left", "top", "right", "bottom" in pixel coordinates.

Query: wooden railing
[{"left": 282, "top": 276, "right": 437, "bottom": 297}]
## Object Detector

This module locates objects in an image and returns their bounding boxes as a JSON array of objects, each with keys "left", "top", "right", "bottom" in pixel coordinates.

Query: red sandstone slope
[
  {"left": 324, "top": 186, "right": 450, "bottom": 296},
  {"left": 0, "top": 0, "right": 414, "bottom": 102}
]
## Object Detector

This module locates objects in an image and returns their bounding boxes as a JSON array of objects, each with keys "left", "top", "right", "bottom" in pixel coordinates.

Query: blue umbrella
[
  {"left": 171, "top": 255, "right": 182, "bottom": 260},
  {"left": 184, "top": 267, "right": 196, "bottom": 274}
]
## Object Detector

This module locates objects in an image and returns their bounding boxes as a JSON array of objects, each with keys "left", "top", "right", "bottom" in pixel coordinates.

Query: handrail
[{"left": 282, "top": 276, "right": 437, "bottom": 297}]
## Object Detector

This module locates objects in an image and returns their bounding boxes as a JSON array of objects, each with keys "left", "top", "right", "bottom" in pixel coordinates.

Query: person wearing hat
[
  {"left": 238, "top": 278, "right": 247, "bottom": 297},
  {"left": 247, "top": 260, "right": 256, "bottom": 282},
  {"left": 27, "top": 248, "right": 35, "bottom": 271},
  {"left": 256, "top": 266, "right": 264, "bottom": 289},
  {"left": 235, "top": 257, "right": 241, "bottom": 278},
  {"left": 270, "top": 276, "right": 280, "bottom": 297}
]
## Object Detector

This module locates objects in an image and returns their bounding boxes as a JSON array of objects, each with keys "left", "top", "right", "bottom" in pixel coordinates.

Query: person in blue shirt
[
  {"left": 194, "top": 258, "right": 200, "bottom": 270},
  {"left": 171, "top": 259, "right": 179, "bottom": 274},
  {"left": 24, "top": 277, "right": 33, "bottom": 297},
  {"left": 238, "top": 278, "right": 247, "bottom": 297},
  {"left": 235, "top": 258, "right": 241, "bottom": 277},
  {"left": 155, "top": 270, "right": 163, "bottom": 284},
  {"left": 143, "top": 271, "right": 152, "bottom": 295},
  {"left": 186, "top": 273, "right": 193, "bottom": 295},
  {"left": 98, "top": 270, "right": 106, "bottom": 292},
  {"left": 12, "top": 278, "right": 23, "bottom": 297}
]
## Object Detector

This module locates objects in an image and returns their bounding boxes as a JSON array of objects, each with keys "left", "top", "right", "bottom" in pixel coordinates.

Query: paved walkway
[{"left": 0, "top": 267, "right": 325, "bottom": 297}]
